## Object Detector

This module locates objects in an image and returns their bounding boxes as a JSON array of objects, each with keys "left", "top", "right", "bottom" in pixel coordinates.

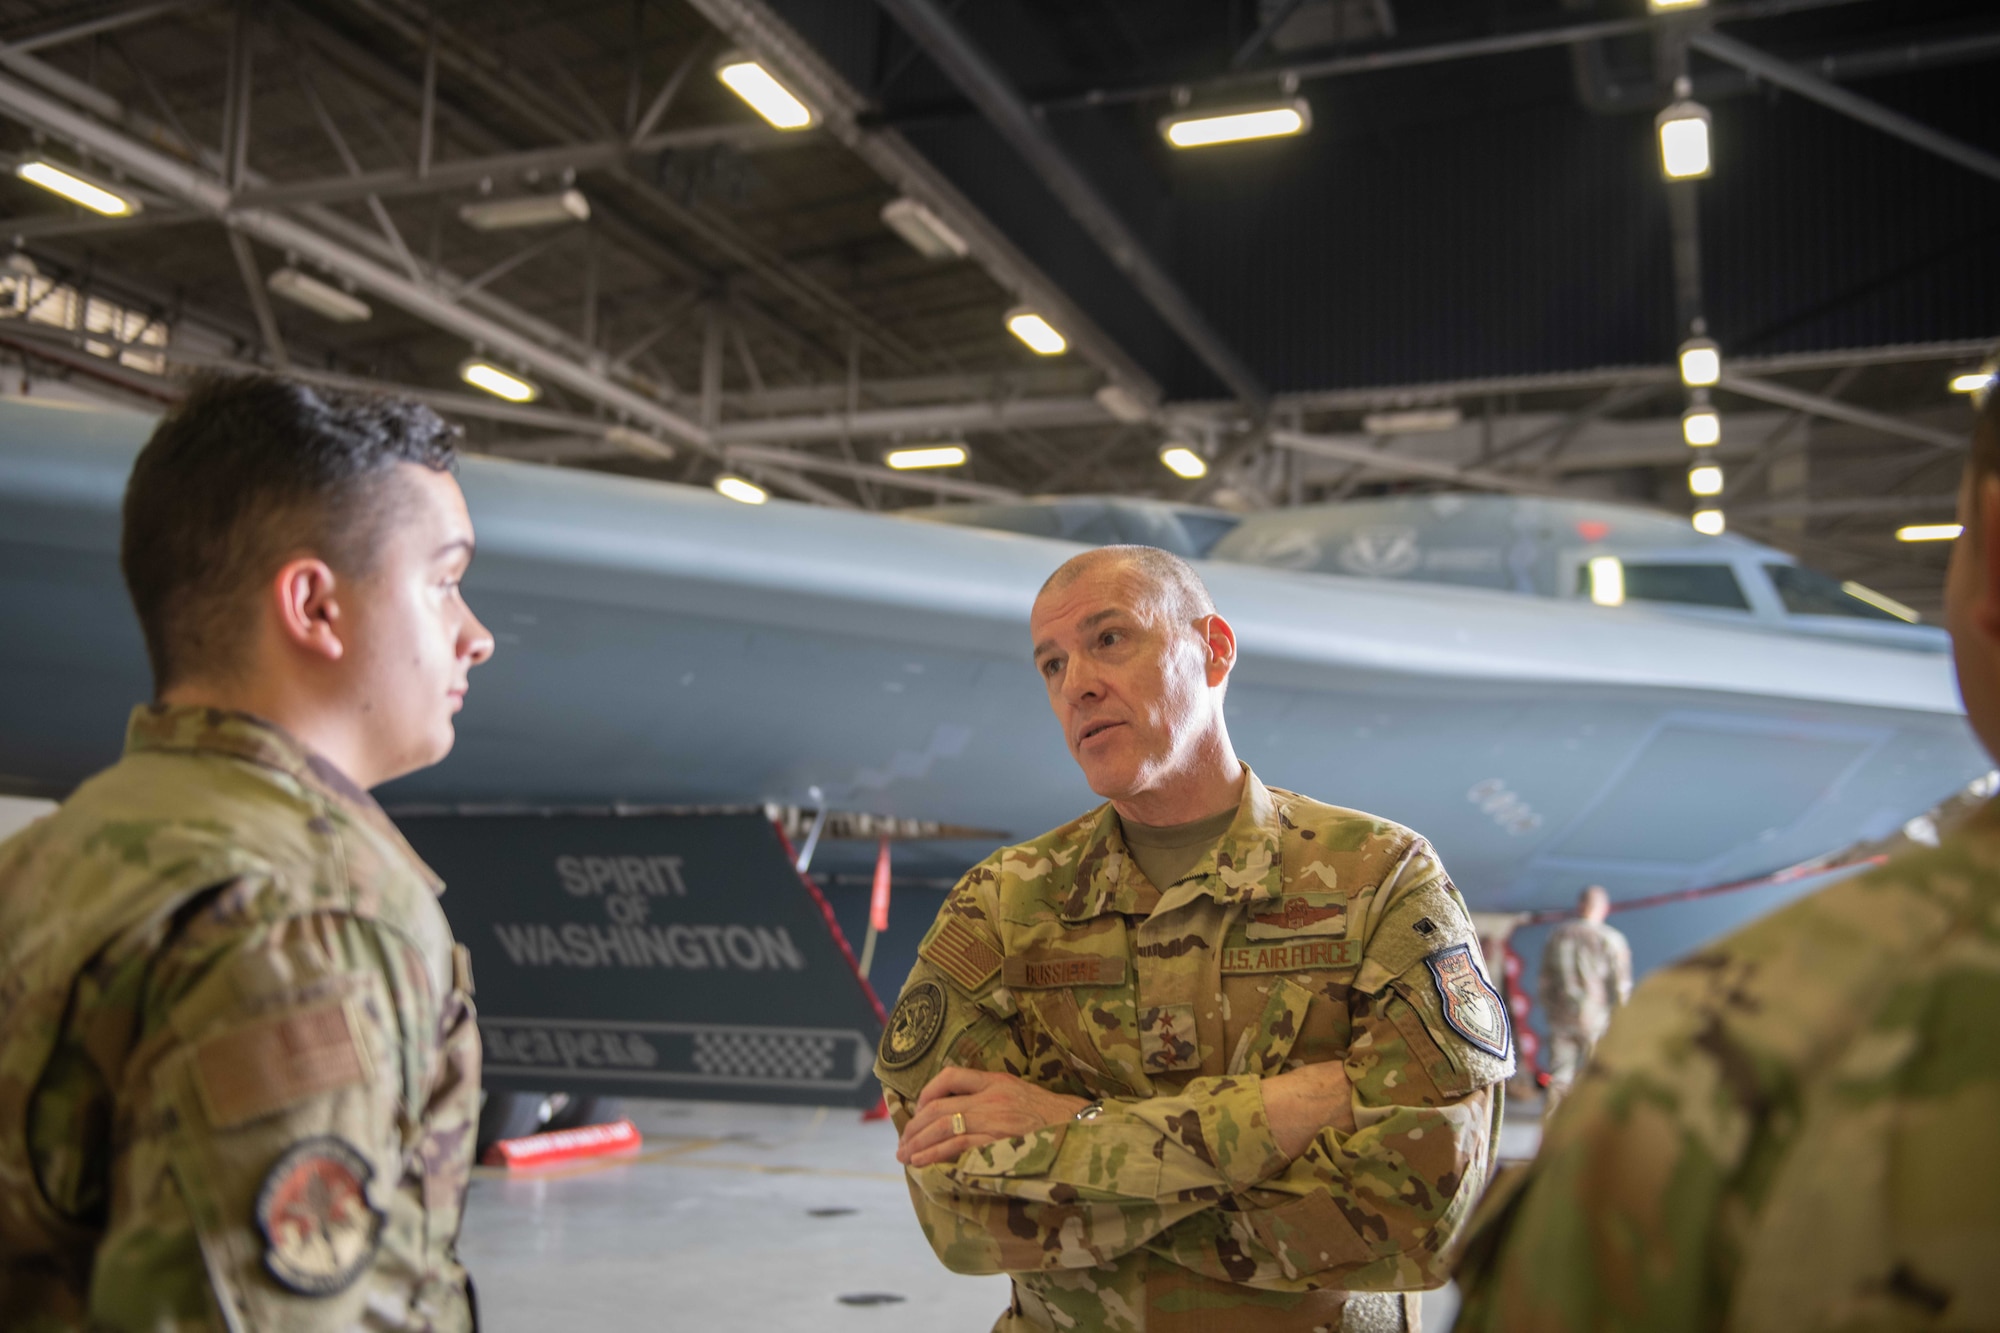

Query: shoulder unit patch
[
  {"left": 879, "top": 979, "right": 947, "bottom": 1071},
  {"left": 1423, "top": 943, "right": 1513, "bottom": 1060},
  {"left": 255, "top": 1136, "right": 382, "bottom": 1296}
]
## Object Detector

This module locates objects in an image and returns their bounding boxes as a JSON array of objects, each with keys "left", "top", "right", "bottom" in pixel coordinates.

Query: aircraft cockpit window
[
  {"left": 1765, "top": 564, "right": 1918, "bottom": 622},
  {"left": 1575, "top": 562, "right": 1750, "bottom": 610}
]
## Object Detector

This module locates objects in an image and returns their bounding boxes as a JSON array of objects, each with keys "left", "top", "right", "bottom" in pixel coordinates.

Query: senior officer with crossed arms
[{"left": 876, "top": 545, "right": 1511, "bottom": 1333}]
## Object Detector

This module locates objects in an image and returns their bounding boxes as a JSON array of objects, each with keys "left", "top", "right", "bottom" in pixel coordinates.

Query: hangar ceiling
[{"left": 0, "top": 0, "right": 1992, "bottom": 613}]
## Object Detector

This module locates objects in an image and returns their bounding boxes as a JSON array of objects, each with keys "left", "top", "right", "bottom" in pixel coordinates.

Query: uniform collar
[
  {"left": 125, "top": 703, "right": 386, "bottom": 826},
  {"left": 1056, "top": 766, "right": 1286, "bottom": 921}
]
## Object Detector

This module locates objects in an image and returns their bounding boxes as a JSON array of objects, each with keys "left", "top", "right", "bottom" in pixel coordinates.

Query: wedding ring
[{"left": 951, "top": 1112, "right": 966, "bottom": 1136}]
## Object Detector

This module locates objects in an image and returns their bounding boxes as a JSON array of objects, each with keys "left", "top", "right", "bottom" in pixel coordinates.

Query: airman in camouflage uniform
[
  {"left": 878, "top": 546, "right": 1510, "bottom": 1331},
  {"left": 1452, "top": 367, "right": 2000, "bottom": 1330},
  {"left": 0, "top": 375, "right": 493, "bottom": 1330},
  {"left": 1534, "top": 885, "right": 1630, "bottom": 1115},
  {"left": 0, "top": 707, "right": 481, "bottom": 1331}
]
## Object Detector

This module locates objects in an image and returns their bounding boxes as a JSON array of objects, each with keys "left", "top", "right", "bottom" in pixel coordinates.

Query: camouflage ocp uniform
[
  {"left": 1534, "top": 917, "right": 1631, "bottom": 1113},
  {"left": 1454, "top": 799, "right": 2000, "bottom": 1331},
  {"left": 0, "top": 706, "right": 480, "bottom": 1332},
  {"left": 876, "top": 770, "right": 1512, "bottom": 1332}
]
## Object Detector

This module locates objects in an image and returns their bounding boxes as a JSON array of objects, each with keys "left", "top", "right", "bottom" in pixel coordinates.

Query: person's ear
[
  {"left": 1200, "top": 613, "right": 1237, "bottom": 686},
  {"left": 271, "top": 557, "right": 345, "bottom": 663}
]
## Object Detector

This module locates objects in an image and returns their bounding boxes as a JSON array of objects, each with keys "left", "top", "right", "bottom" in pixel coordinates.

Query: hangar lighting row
[{"left": 15, "top": 159, "right": 139, "bottom": 216}]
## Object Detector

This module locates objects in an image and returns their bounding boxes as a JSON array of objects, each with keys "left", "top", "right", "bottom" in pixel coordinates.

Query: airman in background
[
  {"left": 1534, "top": 883, "right": 1631, "bottom": 1117},
  {"left": 1453, "top": 376, "right": 2000, "bottom": 1330},
  {"left": 0, "top": 375, "right": 495, "bottom": 1330},
  {"left": 877, "top": 544, "right": 1511, "bottom": 1333}
]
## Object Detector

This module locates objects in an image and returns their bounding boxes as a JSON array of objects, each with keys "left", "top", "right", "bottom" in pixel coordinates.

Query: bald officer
[
  {"left": 876, "top": 545, "right": 1510, "bottom": 1333},
  {"left": 0, "top": 376, "right": 494, "bottom": 1330}
]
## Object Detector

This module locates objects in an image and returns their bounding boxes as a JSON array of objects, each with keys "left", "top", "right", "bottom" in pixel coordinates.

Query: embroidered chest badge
[
  {"left": 1424, "top": 943, "right": 1512, "bottom": 1060},
  {"left": 255, "top": 1136, "right": 383, "bottom": 1296},
  {"left": 1245, "top": 895, "right": 1346, "bottom": 940},
  {"left": 879, "top": 979, "right": 947, "bottom": 1071}
]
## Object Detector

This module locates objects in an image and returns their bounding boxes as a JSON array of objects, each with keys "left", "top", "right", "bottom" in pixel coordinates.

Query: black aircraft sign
[{"left": 399, "top": 811, "right": 887, "bottom": 1109}]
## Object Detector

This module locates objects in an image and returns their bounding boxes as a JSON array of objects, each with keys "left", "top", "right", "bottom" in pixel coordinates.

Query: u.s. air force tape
[{"left": 879, "top": 980, "right": 946, "bottom": 1070}]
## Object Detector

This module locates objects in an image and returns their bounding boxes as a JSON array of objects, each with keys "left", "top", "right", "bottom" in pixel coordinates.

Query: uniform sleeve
[
  {"left": 1451, "top": 952, "right": 1758, "bottom": 1333},
  {"left": 1165, "top": 855, "right": 1509, "bottom": 1291},
  {"left": 82, "top": 878, "right": 452, "bottom": 1333},
  {"left": 886, "top": 848, "right": 1507, "bottom": 1287},
  {"left": 1613, "top": 933, "right": 1634, "bottom": 1006}
]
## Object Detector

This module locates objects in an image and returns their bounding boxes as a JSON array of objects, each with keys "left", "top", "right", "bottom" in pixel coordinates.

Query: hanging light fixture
[
  {"left": 459, "top": 359, "right": 540, "bottom": 403},
  {"left": 1005, "top": 308, "right": 1067, "bottom": 355},
  {"left": 1689, "top": 463, "right": 1724, "bottom": 497},
  {"left": 1683, "top": 398, "right": 1722, "bottom": 447},
  {"left": 1159, "top": 444, "right": 1208, "bottom": 479},
  {"left": 1160, "top": 99, "right": 1312, "bottom": 150},
  {"left": 714, "top": 55, "right": 815, "bottom": 130},
  {"left": 1679, "top": 335, "right": 1721, "bottom": 387},
  {"left": 714, "top": 474, "right": 769, "bottom": 504},
  {"left": 1692, "top": 508, "right": 1726, "bottom": 536},
  {"left": 1657, "top": 80, "right": 1714, "bottom": 180},
  {"left": 16, "top": 159, "right": 140, "bottom": 216}
]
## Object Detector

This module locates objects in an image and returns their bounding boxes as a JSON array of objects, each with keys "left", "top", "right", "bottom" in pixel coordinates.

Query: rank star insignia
[
  {"left": 1424, "top": 943, "right": 1512, "bottom": 1060},
  {"left": 879, "top": 979, "right": 946, "bottom": 1071},
  {"left": 254, "top": 1136, "right": 383, "bottom": 1296}
]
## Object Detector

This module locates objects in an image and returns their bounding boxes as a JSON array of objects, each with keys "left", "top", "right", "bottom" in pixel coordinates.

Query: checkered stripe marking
[{"left": 691, "top": 1030, "right": 839, "bottom": 1082}]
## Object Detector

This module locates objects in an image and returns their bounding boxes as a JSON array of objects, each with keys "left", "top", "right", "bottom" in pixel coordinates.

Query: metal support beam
[
  {"left": 225, "top": 227, "right": 288, "bottom": 369},
  {"left": 871, "top": 0, "right": 1269, "bottom": 414},
  {"left": 1269, "top": 428, "right": 1560, "bottom": 496},
  {"left": 1689, "top": 29, "right": 2000, "bottom": 186},
  {"left": 0, "top": 67, "right": 717, "bottom": 453},
  {"left": 1730, "top": 492, "right": 1959, "bottom": 520},
  {"left": 714, "top": 395, "right": 1107, "bottom": 445},
  {"left": 8, "top": 0, "right": 210, "bottom": 53},
  {"left": 724, "top": 443, "right": 1015, "bottom": 500},
  {"left": 1718, "top": 374, "right": 1965, "bottom": 450},
  {"left": 233, "top": 123, "right": 783, "bottom": 208}
]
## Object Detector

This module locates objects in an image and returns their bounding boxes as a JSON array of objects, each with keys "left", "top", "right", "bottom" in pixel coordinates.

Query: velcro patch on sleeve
[
  {"left": 194, "top": 1000, "right": 367, "bottom": 1130},
  {"left": 920, "top": 916, "right": 1003, "bottom": 993},
  {"left": 1002, "top": 953, "right": 1128, "bottom": 989}
]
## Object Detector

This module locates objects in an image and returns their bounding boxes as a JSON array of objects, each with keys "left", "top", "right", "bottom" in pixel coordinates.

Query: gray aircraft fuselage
[{"left": 0, "top": 397, "right": 1983, "bottom": 981}]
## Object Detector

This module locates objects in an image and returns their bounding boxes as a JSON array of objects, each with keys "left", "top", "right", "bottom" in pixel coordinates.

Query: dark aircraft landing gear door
[{"left": 396, "top": 811, "right": 886, "bottom": 1110}]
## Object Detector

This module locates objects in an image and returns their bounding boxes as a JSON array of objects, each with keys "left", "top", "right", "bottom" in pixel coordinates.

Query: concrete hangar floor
[{"left": 454, "top": 1096, "right": 1531, "bottom": 1331}]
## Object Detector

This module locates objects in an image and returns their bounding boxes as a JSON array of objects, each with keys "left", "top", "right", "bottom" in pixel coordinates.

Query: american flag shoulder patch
[{"left": 921, "top": 916, "right": 1003, "bottom": 993}]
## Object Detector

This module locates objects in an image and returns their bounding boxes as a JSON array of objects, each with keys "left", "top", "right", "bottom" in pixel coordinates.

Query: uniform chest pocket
[{"left": 1225, "top": 976, "right": 1315, "bottom": 1077}]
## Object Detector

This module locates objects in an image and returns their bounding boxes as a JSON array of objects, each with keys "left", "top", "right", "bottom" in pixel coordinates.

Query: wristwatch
[{"left": 1073, "top": 1100, "right": 1105, "bottom": 1122}]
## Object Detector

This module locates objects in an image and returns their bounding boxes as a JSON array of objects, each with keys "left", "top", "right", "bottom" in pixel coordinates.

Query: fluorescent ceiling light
[
  {"left": 1689, "top": 464, "right": 1724, "bottom": 496},
  {"left": 458, "top": 189, "right": 590, "bottom": 231},
  {"left": 1363, "top": 407, "right": 1462, "bottom": 435},
  {"left": 884, "top": 443, "right": 968, "bottom": 470},
  {"left": 1897, "top": 523, "right": 1963, "bottom": 542},
  {"left": 714, "top": 474, "right": 769, "bottom": 505},
  {"left": 17, "top": 159, "right": 139, "bottom": 216},
  {"left": 1691, "top": 508, "right": 1726, "bottom": 536},
  {"left": 1159, "top": 445, "right": 1207, "bottom": 479},
  {"left": 1842, "top": 580, "right": 1918, "bottom": 623},
  {"left": 716, "top": 57, "right": 814, "bottom": 130},
  {"left": 1587, "top": 556, "right": 1625, "bottom": 607},
  {"left": 267, "top": 267, "right": 372, "bottom": 323},
  {"left": 1006, "top": 308, "right": 1067, "bottom": 355},
  {"left": 1682, "top": 406, "right": 1721, "bottom": 447},
  {"left": 1949, "top": 371, "right": 1993, "bottom": 394},
  {"left": 1679, "top": 337, "right": 1720, "bottom": 387},
  {"left": 1161, "top": 99, "right": 1311, "bottom": 149},
  {"left": 1094, "top": 384, "right": 1151, "bottom": 423},
  {"left": 1648, "top": 0, "right": 1709, "bottom": 10},
  {"left": 880, "top": 197, "right": 968, "bottom": 260},
  {"left": 460, "top": 359, "right": 540, "bottom": 403},
  {"left": 1657, "top": 101, "right": 1713, "bottom": 179}
]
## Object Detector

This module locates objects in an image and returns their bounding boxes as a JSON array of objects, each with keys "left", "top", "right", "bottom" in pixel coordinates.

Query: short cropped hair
[
  {"left": 121, "top": 374, "right": 460, "bottom": 692},
  {"left": 1037, "top": 544, "right": 1218, "bottom": 630}
]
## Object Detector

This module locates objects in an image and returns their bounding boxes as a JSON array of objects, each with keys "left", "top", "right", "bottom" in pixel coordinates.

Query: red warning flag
[{"left": 869, "top": 838, "right": 892, "bottom": 934}]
